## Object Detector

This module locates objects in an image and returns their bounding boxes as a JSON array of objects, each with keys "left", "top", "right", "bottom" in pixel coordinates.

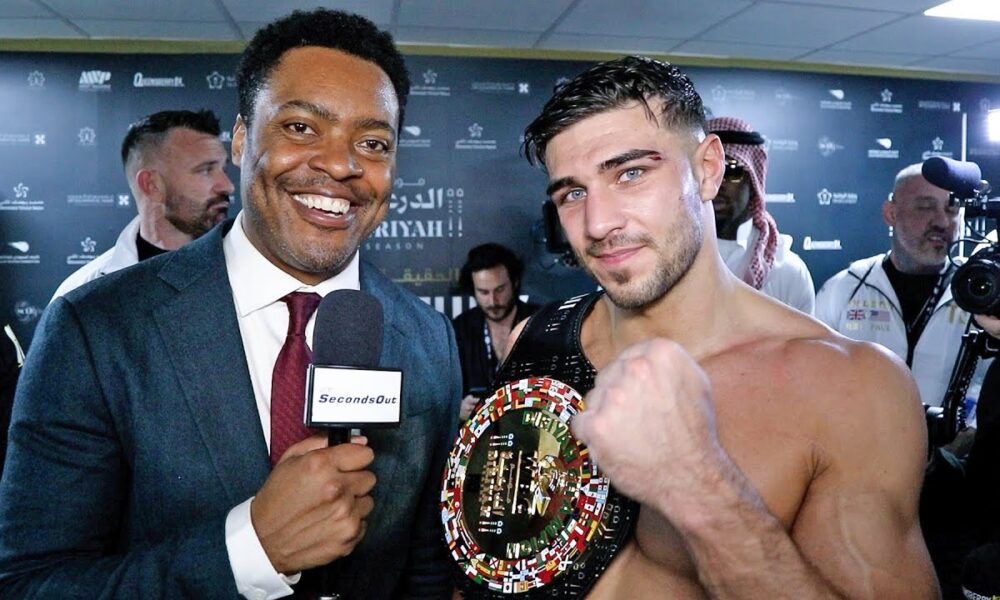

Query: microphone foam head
[{"left": 312, "top": 289, "right": 384, "bottom": 367}]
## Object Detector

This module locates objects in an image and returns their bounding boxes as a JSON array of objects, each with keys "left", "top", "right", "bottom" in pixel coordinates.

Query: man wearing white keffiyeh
[{"left": 707, "top": 116, "right": 815, "bottom": 314}]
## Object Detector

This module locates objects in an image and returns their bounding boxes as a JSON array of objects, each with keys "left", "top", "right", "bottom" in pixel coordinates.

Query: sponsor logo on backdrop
[
  {"left": 870, "top": 88, "right": 903, "bottom": 114},
  {"left": 918, "top": 99, "right": 961, "bottom": 112},
  {"left": 67, "top": 237, "right": 99, "bottom": 265},
  {"left": 817, "top": 188, "right": 858, "bottom": 205},
  {"left": 67, "top": 193, "right": 117, "bottom": 207},
  {"left": 774, "top": 88, "right": 799, "bottom": 106},
  {"left": 78, "top": 127, "right": 97, "bottom": 147},
  {"left": 366, "top": 182, "right": 465, "bottom": 252},
  {"left": 118, "top": 194, "right": 131, "bottom": 207},
  {"left": 817, "top": 136, "right": 844, "bottom": 157},
  {"left": 27, "top": 70, "right": 45, "bottom": 88},
  {"left": 868, "top": 137, "right": 899, "bottom": 159},
  {"left": 922, "top": 136, "right": 954, "bottom": 160},
  {"left": 455, "top": 123, "right": 497, "bottom": 150},
  {"left": 765, "top": 138, "right": 799, "bottom": 152},
  {"left": 820, "top": 89, "right": 852, "bottom": 110},
  {"left": 412, "top": 69, "right": 451, "bottom": 97},
  {"left": 14, "top": 300, "right": 42, "bottom": 324},
  {"left": 0, "top": 183, "right": 43, "bottom": 211},
  {"left": 400, "top": 125, "right": 431, "bottom": 149},
  {"left": 765, "top": 193, "right": 796, "bottom": 204},
  {"left": 470, "top": 80, "right": 528, "bottom": 94},
  {"left": 133, "top": 72, "right": 184, "bottom": 88},
  {"left": 219, "top": 131, "right": 232, "bottom": 143},
  {"left": 0, "top": 241, "right": 40, "bottom": 265},
  {"left": 0, "top": 132, "right": 47, "bottom": 146},
  {"left": 802, "top": 236, "right": 842, "bottom": 251},
  {"left": 710, "top": 85, "right": 756, "bottom": 103},
  {"left": 205, "top": 70, "right": 236, "bottom": 90},
  {"left": 78, "top": 70, "right": 111, "bottom": 92}
]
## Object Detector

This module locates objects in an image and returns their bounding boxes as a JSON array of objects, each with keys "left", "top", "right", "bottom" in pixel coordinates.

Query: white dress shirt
[{"left": 222, "top": 211, "right": 360, "bottom": 600}]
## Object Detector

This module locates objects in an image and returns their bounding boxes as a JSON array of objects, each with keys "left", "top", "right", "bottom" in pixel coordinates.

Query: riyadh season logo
[
  {"left": 205, "top": 70, "right": 236, "bottom": 90},
  {"left": 14, "top": 300, "right": 42, "bottom": 323},
  {"left": 0, "top": 241, "right": 40, "bottom": 265},
  {"left": 817, "top": 188, "right": 858, "bottom": 205},
  {"left": 399, "top": 125, "right": 431, "bottom": 149},
  {"left": 922, "top": 136, "right": 954, "bottom": 160},
  {"left": 817, "top": 136, "right": 844, "bottom": 157},
  {"left": 870, "top": 88, "right": 903, "bottom": 114},
  {"left": 78, "top": 70, "right": 112, "bottom": 92},
  {"left": 802, "top": 236, "right": 842, "bottom": 251},
  {"left": 868, "top": 138, "right": 899, "bottom": 159},
  {"left": 27, "top": 70, "right": 45, "bottom": 88},
  {"left": 820, "top": 89, "right": 852, "bottom": 110},
  {"left": 413, "top": 69, "right": 451, "bottom": 97},
  {"left": 78, "top": 127, "right": 97, "bottom": 146},
  {"left": 455, "top": 123, "right": 497, "bottom": 151}
]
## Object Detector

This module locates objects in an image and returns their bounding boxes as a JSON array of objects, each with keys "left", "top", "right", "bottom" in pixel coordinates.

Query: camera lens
[{"left": 952, "top": 253, "right": 1000, "bottom": 316}]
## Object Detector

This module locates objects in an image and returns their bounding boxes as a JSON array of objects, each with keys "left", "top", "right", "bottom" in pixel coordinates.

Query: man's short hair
[
  {"left": 120, "top": 109, "right": 221, "bottom": 171},
  {"left": 522, "top": 55, "right": 706, "bottom": 167},
  {"left": 458, "top": 243, "right": 525, "bottom": 294},
  {"left": 894, "top": 162, "right": 925, "bottom": 192},
  {"left": 236, "top": 8, "right": 411, "bottom": 128}
]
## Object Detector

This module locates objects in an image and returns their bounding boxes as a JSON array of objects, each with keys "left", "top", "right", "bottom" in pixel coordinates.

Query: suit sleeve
[
  {"left": 397, "top": 310, "right": 462, "bottom": 598},
  {"left": 0, "top": 298, "right": 238, "bottom": 599}
]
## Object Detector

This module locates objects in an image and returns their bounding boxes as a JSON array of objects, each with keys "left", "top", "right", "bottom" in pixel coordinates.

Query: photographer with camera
[{"left": 816, "top": 163, "right": 982, "bottom": 434}]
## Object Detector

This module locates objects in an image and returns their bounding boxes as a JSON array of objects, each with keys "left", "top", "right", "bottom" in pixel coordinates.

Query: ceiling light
[{"left": 925, "top": 0, "right": 1000, "bottom": 22}]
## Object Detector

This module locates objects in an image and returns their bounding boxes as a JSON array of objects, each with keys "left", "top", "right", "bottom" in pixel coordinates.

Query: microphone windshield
[
  {"left": 312, "top": 289, "right": 383, "bottom": 367},
  {"left": 922, "top": 156, "right": 983, "bottom": 199}
]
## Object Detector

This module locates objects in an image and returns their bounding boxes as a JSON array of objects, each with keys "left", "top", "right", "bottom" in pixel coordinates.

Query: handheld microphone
[
  {"left": 922, "top": 156, "right": 984, "bottom": 200},
  {"left": 306, "top": 289, "right": 403, "bottom": 445},
  {"left": 962, "top": 543, "right": 1000, "bottom": 599}
]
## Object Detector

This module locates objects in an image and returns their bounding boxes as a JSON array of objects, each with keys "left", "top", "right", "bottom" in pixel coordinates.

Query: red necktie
[{"left": 270, "top": 291, "right": 322, "bottom": 466}]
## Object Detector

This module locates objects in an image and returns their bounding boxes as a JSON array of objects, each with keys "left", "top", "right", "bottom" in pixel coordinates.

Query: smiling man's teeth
[{"left": 293, "top": 194, "right": 350, "bottom": 216}]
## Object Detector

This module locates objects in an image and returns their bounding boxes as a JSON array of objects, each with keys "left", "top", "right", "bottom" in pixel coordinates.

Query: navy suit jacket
[{"left": 0, "top": 223, "right": 461, "bottom": 599}]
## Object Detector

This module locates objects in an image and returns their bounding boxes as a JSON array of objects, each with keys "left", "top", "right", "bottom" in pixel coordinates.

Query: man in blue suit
[{"left": 0, "top": 9, "right": 460, "bottom": 599}]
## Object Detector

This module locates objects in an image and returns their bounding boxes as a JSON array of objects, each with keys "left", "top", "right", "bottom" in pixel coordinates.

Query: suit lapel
[{"left": 152, "top": 226, "right": 270, "bottom": 504}]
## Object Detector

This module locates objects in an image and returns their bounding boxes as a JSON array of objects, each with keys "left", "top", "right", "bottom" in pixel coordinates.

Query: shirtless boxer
[{"left": 513, "top": 56, "right": 938, "bottom": 598}]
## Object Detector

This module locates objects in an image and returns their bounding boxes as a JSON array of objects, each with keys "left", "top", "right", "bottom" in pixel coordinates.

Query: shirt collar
[{"left": 223, "top": 210, "right": 361, "bottom": 317}]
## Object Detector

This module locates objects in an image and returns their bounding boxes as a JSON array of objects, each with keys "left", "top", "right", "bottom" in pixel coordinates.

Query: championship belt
[{"left": 441, "top": 377, "right": 637, "bottom": 598}]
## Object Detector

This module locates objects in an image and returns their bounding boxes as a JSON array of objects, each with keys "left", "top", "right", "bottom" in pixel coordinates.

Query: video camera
[{"left": 922, "top": 156, "right": 1000, "bottom": 317}]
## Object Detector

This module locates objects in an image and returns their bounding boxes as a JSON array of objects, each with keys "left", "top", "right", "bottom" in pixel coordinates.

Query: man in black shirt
[
  {"left": 52, "top": 109, "right": 235, "bottom": 298},
  {"left": 452, "top": 243, "right": 538, "bottom": 419}
]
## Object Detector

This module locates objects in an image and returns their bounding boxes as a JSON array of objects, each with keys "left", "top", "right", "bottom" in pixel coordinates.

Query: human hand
[
  {"left": 974, "top": 314, "right": 1000, "bottom": 339},
  {"left": 571, "top": 338, "right": 722, "bottom": 508},
  {"left": 251, "top": 433, "right": 376, "bottom": 574},
  {"left": 459, "top": 394, "right": 480, "bottom": 421}
]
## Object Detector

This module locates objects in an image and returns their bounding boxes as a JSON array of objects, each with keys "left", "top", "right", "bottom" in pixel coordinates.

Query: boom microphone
[
  {"left": 306, "top": 289, "right": 402, "bottom": 445},
  {"left": 922, "top": 156, "right": 984, "bottom": 199}
]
